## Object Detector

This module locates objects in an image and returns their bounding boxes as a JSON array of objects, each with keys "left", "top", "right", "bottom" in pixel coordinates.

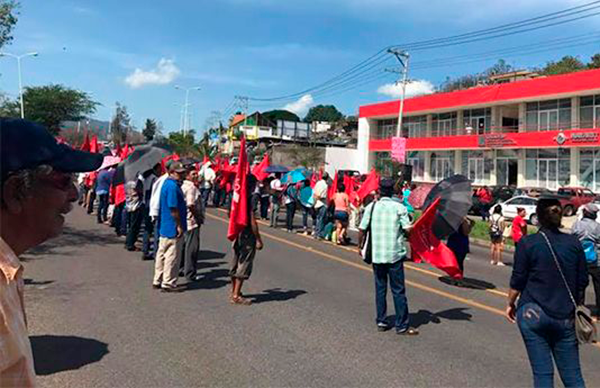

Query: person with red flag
[
  {"left": 358, "top": 178, "right": 419, "bottom": 336},
  {"left": 80, "top": 132, "right": 91, "bottom": 152},
  {"left": 228, "top": 136, "right": 263, "bottom": 305},
  {"left": 357, "top": 169, "right": 380, "bottom": 203}
]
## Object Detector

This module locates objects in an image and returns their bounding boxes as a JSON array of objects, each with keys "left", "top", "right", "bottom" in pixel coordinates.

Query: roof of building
[
  {"left": 229, "top": 114, "right": 246, "bottom": 128},
  {"left": 359, "top": 68, "right": 600, "bottom": 119}
]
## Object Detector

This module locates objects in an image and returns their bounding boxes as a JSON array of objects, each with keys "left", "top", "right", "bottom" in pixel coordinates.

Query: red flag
[
  {"left": 228, "top": 136, "right": 249, "bottom": 241},
  {"left": 252, "top": 154, "right": 270, "bottom": 181},
  {"left": 203, "top": 155, "right": 210, "bottom": 164},
  {"left": 328, "top": 171, "right": 338, "bottom": 201},
  {"left": 90, "top": 136, "right": 99, "bottom": 153},
  {"left": 80, "top": 132, "right": 91, "bottom": 152},
  {"left": 120, "top": 144, "right": 130, "bottom": 160},
  {"left": 409, "top": 198, "right": 462, "bottom": 280},
  {"left": 310, "top": 172, "right": 317, "bottom": 188},
  {"left": 357, "top": 169, "right": 380, "bottom": 201},
  {"left": 114, "top": 143, "right": 122, "bottom": 157}
]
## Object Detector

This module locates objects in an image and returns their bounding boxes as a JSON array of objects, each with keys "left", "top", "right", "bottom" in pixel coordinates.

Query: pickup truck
[{"left": 554, "top": 187, "right": 597, "bottom": 216}]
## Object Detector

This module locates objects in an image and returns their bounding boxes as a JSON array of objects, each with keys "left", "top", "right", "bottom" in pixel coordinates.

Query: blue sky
[{"left": 2, "top": 0, "right": 599, "bottom": 135}]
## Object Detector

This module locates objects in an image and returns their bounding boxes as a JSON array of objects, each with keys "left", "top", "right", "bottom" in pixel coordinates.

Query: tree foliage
[
  {"left": 142, "top": 118, "right": 157, "bottom": 142},
  {"left": 110, "top": 103, "right": 131, "bottom": 146},
  {"left": 0, "top": 1, "right": 18, "bottom": 49},
  {"left": 0, "top": 85, "right": 98, "bottom": 135},
  {"left": 304, "top": 105, "right": 344, "bottom": 123},
  {"left": 262, "top": 109, "right": 300, "bottom": 123},
  {"left": 539, "top": 55, "right": 586, "bottom": 76},
  {"left": 168, "top": 130, "right": 199, "bottom": 157},
  {"left": 588, "top": 53, "right": 600, "bottom": 70}
]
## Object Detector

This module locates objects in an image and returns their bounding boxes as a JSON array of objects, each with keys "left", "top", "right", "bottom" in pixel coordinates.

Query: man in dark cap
[
  {"left": 0, "top": 118, "right": 103, "bottom": 386},
  {"left": 358, "top": 178, "right": 419, "bottom": 336}
]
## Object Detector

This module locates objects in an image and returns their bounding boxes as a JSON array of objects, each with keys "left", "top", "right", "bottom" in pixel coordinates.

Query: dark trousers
[
  {"left": 315, "top": 205, "right": 327, "bottom": 238},
  {"left": 96, "top": 194, "right": 109, "bottom": 223},
  {"left": 213, "top": 188, "right": 223, "bottom": 208},
  {"left": 373, "top": 260, "right": 409, "bottom": 332},
  {"left": 179, "top": 227, "right": 200, "bottom": 280},
  {"left": 285, "top": 202, "right": 296, "bottom": 231},
  {"left": 200, "top": 188, "right": 211, "bottom": 208},
  {"left": 113, "top": 203, "right": 125, "bottom": 236},
  {"left": 587, "top": 264, "right": 600, "bottom": 316},
  {"left": 270, "top": 197, "right": 280, "bottom": 227},
  {"left": 517, "top": 302, "right": 584, "bottom": 388},
  {"left": 260, "top": 196, "right": 270, "bottom": 219},
  {"left": 125, "top": 207, "right": 143, "bottom": 250},
  {"left": 302, "top": 206, "right": 315, "bottom": 231},
  {"left": 251, "top": 193, "right": 260, "bottom": 215},
  {"left": 87, "top": 191, "right": 96, "bottom": 214},
  {"left": 142, "top": 206, "right": 155, "bottom": 258}
]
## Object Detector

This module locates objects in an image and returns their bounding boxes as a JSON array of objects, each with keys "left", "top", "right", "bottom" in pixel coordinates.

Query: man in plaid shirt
[{"left": 358, "top": 178, "right": 419, "bottom": 336}]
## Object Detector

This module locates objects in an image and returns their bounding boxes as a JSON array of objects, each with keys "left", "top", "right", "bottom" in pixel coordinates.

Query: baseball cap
[
  {"left": 583, "top": 203, "right": 599, "bottom": 214},
  {"left": 168, "top": 161, "right": 187, "bottom": 173},
  {"left": 1, "top": 118, "right": 103, "bottom": 180}
]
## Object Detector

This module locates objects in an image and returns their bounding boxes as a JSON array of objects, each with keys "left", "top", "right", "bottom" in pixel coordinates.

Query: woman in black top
[{"left": 507, "top": 198, "right": 588, "bottom": 388}]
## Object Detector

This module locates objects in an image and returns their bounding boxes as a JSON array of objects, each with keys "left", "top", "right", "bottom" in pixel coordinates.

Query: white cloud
[
  {"left": 377, "top": 79, "right": 435, "bottom": 99},
  {"left": 124, "top": 58, "right": 180, "bottom": 89},
  {"left": 283, "top": 94, "right": 314, "bottom": 116}
]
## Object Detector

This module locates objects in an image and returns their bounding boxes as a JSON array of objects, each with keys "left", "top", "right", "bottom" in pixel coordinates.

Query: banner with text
[{"left": 391, "top": 136, "right": 406, "bottom": 163}]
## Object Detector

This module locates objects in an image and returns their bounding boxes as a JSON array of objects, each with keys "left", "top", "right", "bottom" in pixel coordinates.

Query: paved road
[{"left": 21, "top": 206, "right": 600, "bottom": 387}]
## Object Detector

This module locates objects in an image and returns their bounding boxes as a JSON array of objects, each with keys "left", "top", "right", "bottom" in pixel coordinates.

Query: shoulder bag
[
  {"left": 540, "top": 231, "right": 597, "bottom": 344},
  {"left": 360, "top": 202, "right": 377, "bottom": 265}
]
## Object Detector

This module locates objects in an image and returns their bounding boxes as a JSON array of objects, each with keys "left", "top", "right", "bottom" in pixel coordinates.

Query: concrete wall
[{"left": 324, "top": 147, "right": 362, "bottom": 176}]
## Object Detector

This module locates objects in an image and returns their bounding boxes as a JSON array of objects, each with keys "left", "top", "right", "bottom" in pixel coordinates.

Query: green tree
[
  {"left": 540, "top": 55, "right": 586, "bottom": 75},
  {"left": 485, "top": 59, "right": 513, "bottom": 76},
  {"left": 3, "top": 85, "right": 98, "bottom": 135},
  {"left": 142, "top": 118, "right": 157, "bottom": 142},
  {"left": 304, "top": 105, "right": 343, "bottom": 123},
  {"left": 168, "top": 130, "right": 199, "bottom": 157},
  {"left": 262, "top": 109, "right": 300, "bottom": 123},
  {"left": 589, "top": 53, "right": 600, "bottom": 69},
  {"left": 110, "top": 103, "right": 131, "bottom": 146},
  {"left": 0, "top": 1, "right": 18, "bottom": 49}
]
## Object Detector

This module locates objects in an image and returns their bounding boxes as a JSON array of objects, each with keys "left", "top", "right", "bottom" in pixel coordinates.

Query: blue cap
[{"left": 1, "top": 118, "right": 104, "bottom": 180}]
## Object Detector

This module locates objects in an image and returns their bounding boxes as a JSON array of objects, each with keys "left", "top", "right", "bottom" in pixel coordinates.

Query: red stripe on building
[{"left": 359, "top": 69, "right": 600, "bottom": 118}]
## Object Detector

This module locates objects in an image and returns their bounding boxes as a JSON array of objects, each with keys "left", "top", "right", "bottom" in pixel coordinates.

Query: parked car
[
  {"left": 513, "top": 186, "right": 553, "bottom": 198},
  {"left": 490, "top": 185, "right": 517, "bottom": 203},
  {"left": 491, "top": 196, "right": 539, "bottom": 225},
  {"left": 554, "top": 187, "right": 597, "bottom": 217}
]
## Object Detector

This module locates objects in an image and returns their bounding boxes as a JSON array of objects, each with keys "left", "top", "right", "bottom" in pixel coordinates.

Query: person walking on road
[
  {"left": 200, "top": 162, "right": 216, "bottom": 208},
  {"left": 153, "top": 161, "right": 188, "bottom": 292},
  {"left": 572, "top": 203, "right": 600, "bottom": 320},
  {"left": 332, "top": 183, "right": 350, "bottom": 245},
  {"left": 313, "top": 172, "right": 329, "bottom": 239},
  {"left": 512, "top": 207, "right": 528, "bottom": 248},
  {"left": 447, "top": 217, "right": 474, "bottom": 285},
  {"left": 96, "top": 167, "right": 115, "bottom": 224},
  {"left": 284, "top": 181, "right": 299, "bottom": 233},
  {"left": 269, "top": 173, "right": 283, "bottom": 228},
  {"left": 358, "top": 179, "right": 419, "bottom": 336},
  {"left": 141, "top": 164, "right": 161, "bottom": 260},
  {"left": 489, "top": 206, "right": 507, "bottom": 266},
  {"left": 507, "top": 198, "right": 588, "bottom": 388},
  {"left": 125, "top": 174, "right": 144, "bottom": 251},
  {"left": 179, "top": 168, "right": 205, "bottom": 282},
  {"left": 0, "top": 118, "right": 103, "bottom": 387},
  {"left": 230, "top": 175, "right": 264, "bottom": 305}
]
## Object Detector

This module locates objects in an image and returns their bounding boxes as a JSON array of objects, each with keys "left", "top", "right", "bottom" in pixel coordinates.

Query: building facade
[{"left": 357, "top": 68, "right": 600, "bottom": 191}]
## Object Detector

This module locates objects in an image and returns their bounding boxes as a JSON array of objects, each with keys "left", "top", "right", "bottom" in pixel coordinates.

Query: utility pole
[
  {"left": 0, "top": 52, "right": 39, "bottom": 119},
  {"left": 175, "top": 85, "right": 200, "bottom": 136},
  {"left": 385, "top": 48, "right": 410, "bottom": 138},
  {"left": 235, "top": 95, "right": 249, "bottom": 126}
]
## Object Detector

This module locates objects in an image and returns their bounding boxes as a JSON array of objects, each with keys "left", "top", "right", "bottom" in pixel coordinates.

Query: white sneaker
[
  {"left": 490, "top": 261, "right": 495, "bottom": 265},
  {"left": 496, "top": 262, "right": 506, "bottom": 267}
]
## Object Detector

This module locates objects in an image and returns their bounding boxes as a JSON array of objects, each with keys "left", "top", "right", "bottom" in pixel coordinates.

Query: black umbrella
[
  {"left": 422, "top": 174, "right": 473, "bottom": 240},
  {"left": 113, "top": 145, "right": 171, "bottom": 185}
]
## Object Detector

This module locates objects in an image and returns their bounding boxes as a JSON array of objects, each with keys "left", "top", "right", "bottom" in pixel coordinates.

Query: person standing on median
[
  {"left": 313, "top": 172, "right": 329, "bottom": 239},
  {"left": 512, "top": 207, "right": 528, "bottom": 248},
  {"left": 0, "top": 118, "right": 103, "bottom": 387},
  {"left": 358, "top": 178, "right": 419, "bottom": 336},
  {"left": 153, "top": 161, "right": 188, "bottom": 292}
]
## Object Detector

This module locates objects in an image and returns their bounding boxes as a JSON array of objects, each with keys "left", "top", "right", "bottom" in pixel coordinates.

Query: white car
[{"left": 491, "top": 196, "right": 538, "bottom": 225}]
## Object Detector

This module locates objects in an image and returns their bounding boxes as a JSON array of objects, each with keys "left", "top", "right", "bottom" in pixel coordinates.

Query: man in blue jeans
[
  {"left": 312, "top": 172, "right": 329, "bottom": 239},
  {"left": 358, "top": 178, "right": 418, "bottom": 336}
]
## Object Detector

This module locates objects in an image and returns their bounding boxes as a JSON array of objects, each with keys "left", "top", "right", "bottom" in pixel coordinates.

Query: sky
[{"left": 1, "top": 0, "right": 599, "bottom": 136}]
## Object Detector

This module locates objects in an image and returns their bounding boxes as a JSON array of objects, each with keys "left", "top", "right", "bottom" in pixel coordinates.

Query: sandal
[
  {"left": 232, "top": 296, "right": 252, "bottom": 305},
  {"left": 397, "top": 327, "right": 419, "bottom": 336}
]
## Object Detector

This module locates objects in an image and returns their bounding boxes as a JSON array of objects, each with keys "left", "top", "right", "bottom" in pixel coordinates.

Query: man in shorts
[{"left": 230, "top": 175, "right": 264, "bottom": 305}]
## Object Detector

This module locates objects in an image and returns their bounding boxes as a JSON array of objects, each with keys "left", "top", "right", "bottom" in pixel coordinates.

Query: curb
[{"left": 469, "top": 237, "right": 516, "bottom": 253}]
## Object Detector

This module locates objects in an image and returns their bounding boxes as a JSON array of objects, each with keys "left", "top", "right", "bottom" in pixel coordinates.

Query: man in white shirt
[
  {"left": 179, "top": 168, "right": 204, "bottom": 281},
  {"left": 269, "top": 173, "right": 283, "bottom": 228},
  {"left": 200, "top": 162, "right": 216, "bottom": 208},
  {"left": 313, "top": 172, "right": 330, "bottom": 239}
]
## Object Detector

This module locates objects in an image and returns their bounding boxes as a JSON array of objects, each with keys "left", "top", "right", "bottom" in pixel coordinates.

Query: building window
[
  {"left": 432, "top": 112, "right": 457, "bottom": 137},
  {"left": 403, "top": 115, "right": 427, "bottom": 138},
  {"left": 375, "top": 118, "right": 397, "bottom": 139},
  {"left": 374, "top": 152, "right": 392, "bottom": 175},
  {"left": 407, "top": 151, "right": 425, "bottom": 181},
  {"left": 461, "top": 150, "right": 492, "bottom": 184},
  {"left": 430, "top": 151, "right": 454, "bottom": 181},
  {"left": 463, "top": 108, "right": 492, "bottom": 135},
  {"left": 580, "top": 148, "right": 600, "bottom": 192},
  {"left": 525, "top": 149, "right": 570, "bottom": 190},
  {"left": 525, "top": 99, "right": 571, "bottom": 132},
  {"left": 580, "top": 95, "right": 600, "bottom": 129}
]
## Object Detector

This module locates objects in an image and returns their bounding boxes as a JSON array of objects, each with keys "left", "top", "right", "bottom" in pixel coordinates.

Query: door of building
[
  {"left": 538, "top": 159, "right": 558, "bottom": 190},
  {"left": 468, "top": 158, "right": 484, "bottom": 183},
  {"left": 497, "top": 158, "right": 518, "bottom": 186}
]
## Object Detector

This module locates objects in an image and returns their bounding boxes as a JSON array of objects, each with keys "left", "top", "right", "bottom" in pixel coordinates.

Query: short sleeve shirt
[
  {"left": 158, "top": 178, "right": 188, "bottom": 238},
  {"left": 181, "top": 180, "right": 201, "bottom": 230},
  {"left": 359, "top": 197, "right": 411, "bottom": 264},
  {"left": 512, "top": 215, "right": 527, "bottom": 243}
]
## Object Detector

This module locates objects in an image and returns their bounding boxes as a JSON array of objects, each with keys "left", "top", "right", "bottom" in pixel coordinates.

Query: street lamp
[
  {"left": 175, "top": 85, "right": 200, "bottom": 135},
  {"left": 0, "top": 51, "right": 39, "bottom": 119}
]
